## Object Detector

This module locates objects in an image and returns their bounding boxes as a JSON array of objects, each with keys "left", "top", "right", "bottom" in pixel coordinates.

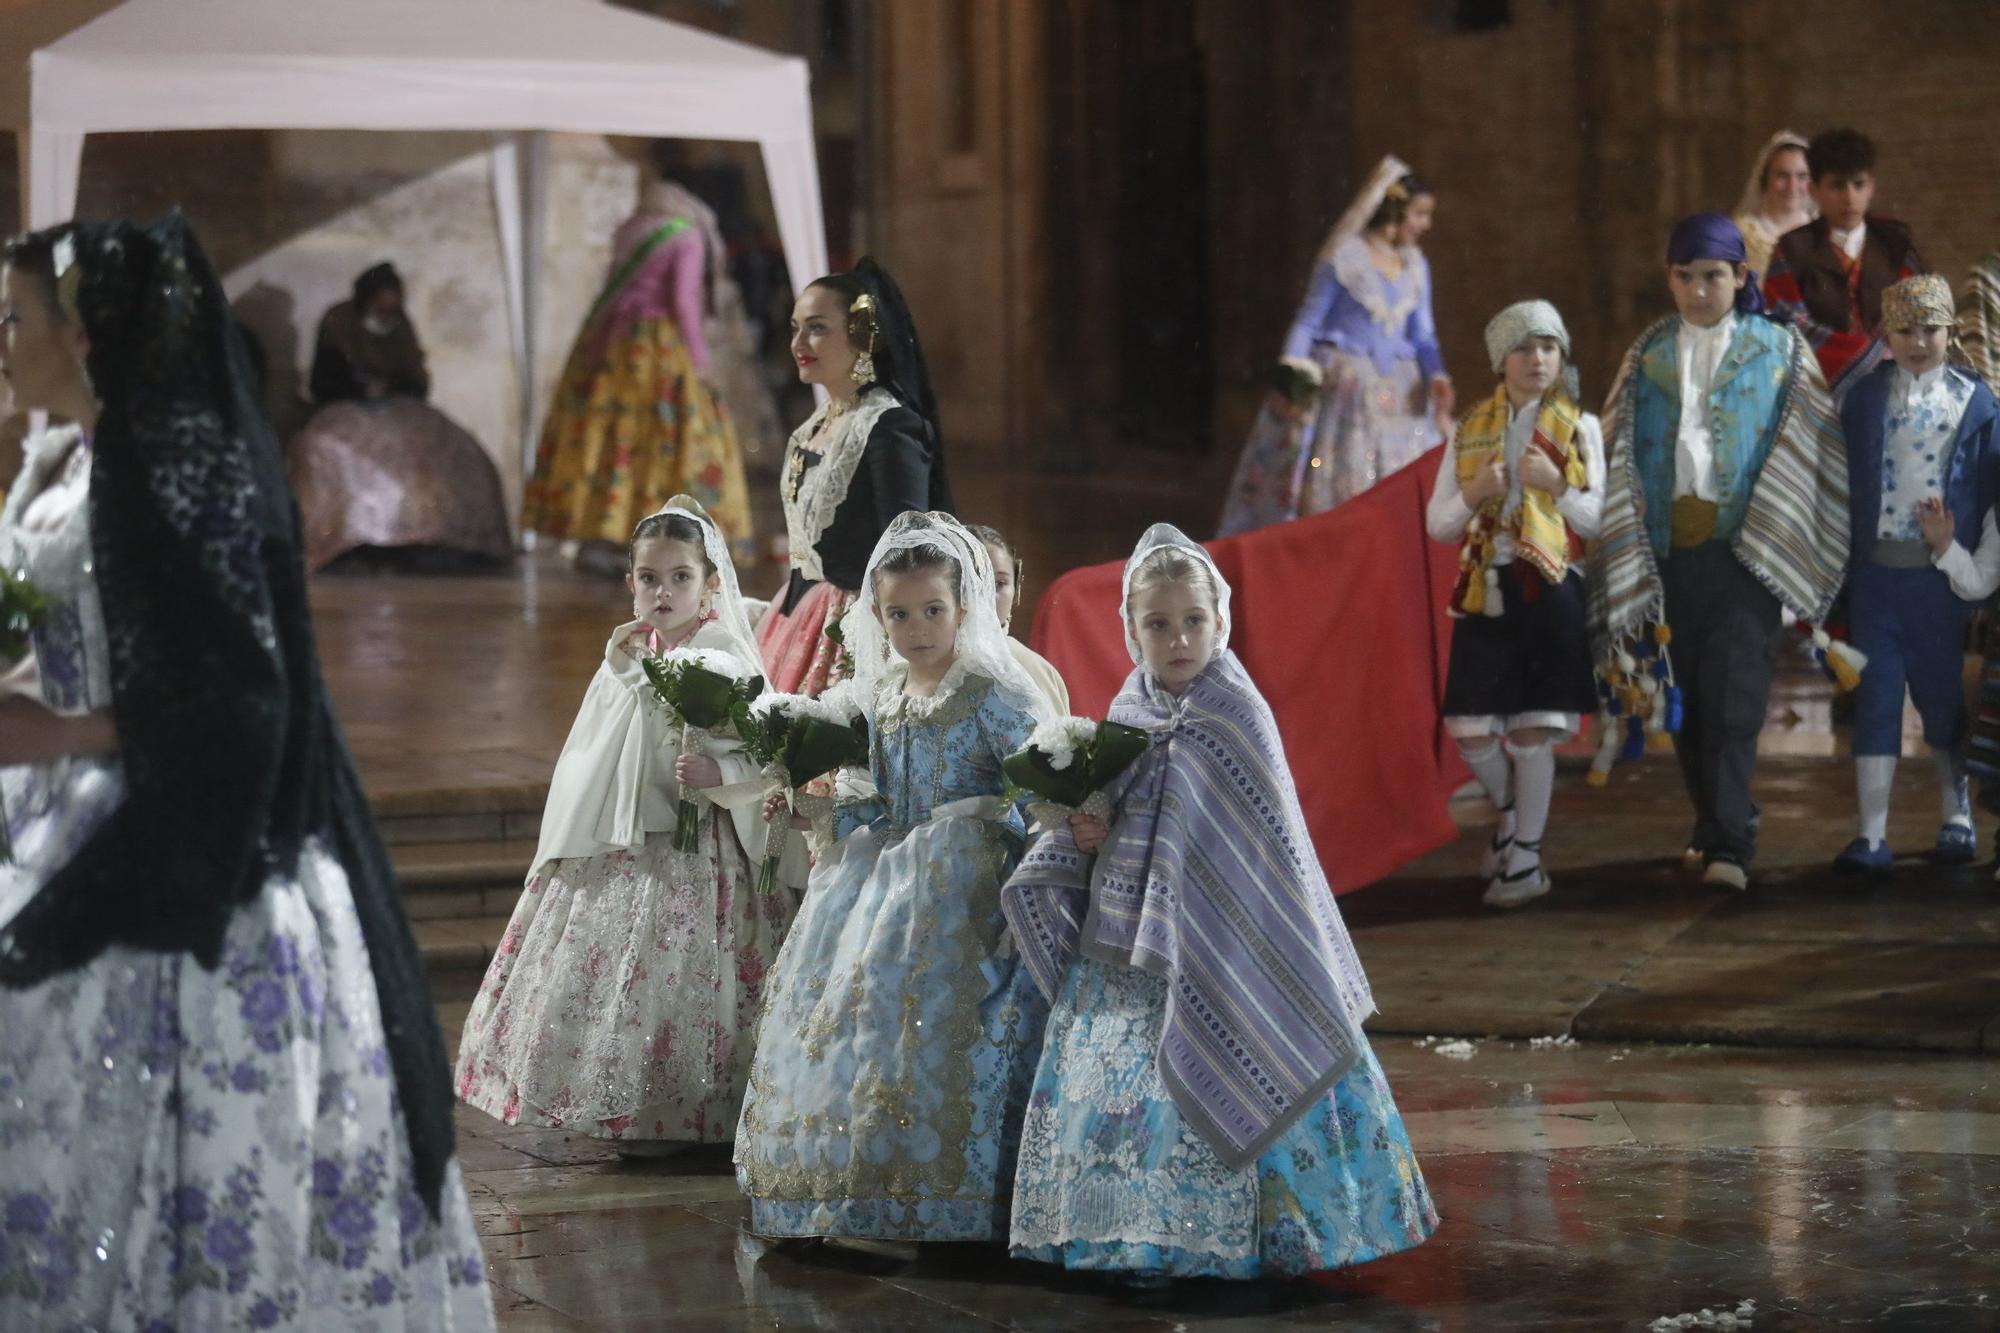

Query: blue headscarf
[{"left": 1666, "top": 212, "right": 1764, "bottom": 315}]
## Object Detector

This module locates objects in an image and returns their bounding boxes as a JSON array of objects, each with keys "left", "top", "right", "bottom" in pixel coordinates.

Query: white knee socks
[
  {"left": 1503, "top": 737, "right": 1556, "bottom": 873},
  {"left": 1459, "top": 736, "right": 1514, "bottom": 823},
  {"left": 1855, "top": 754, "right": 1896, "bottom": 845}
]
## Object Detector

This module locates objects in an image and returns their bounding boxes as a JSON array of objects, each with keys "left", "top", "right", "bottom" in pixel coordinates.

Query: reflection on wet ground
[
  {"left": 373, "top": 564, "right": 1999, "bottom": 1326},
  {"left": 457, "top": 1040, "right": 2000, "bottom": 1330},
  {"left": 455, "top": 720, "right": 2000, "bottom": 1329}
]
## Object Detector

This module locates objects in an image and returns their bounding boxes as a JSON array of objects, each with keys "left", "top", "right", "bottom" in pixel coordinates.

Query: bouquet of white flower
[
  {"left": 642, "top": 647, "right": 764, "bottom": 852},
  {"left": 1001, "top": 714, "right": 1150, "bottom": 831},
  {"left": 731, "top": 686, "right": 871, "bottom": 892}
]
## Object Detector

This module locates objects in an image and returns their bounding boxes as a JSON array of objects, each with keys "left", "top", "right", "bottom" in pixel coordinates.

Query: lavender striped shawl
[{"left": 1002, "top": 653, "right": 1374, "bottom": 1169}]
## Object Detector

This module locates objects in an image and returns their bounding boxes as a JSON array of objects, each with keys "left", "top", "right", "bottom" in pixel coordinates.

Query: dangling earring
[
  {"left": 699, "top": 594, "right": 714, "bottom": 621},
  {"left": 848, "top": 292, "right": 878, "bottom": 387}
]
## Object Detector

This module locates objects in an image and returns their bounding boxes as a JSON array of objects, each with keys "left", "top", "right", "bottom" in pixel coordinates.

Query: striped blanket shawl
[
  {"left": 1001, "top": 653, "right": 1374, "bottom": 1169},
  {"left": 1588, "top": 315, "right": 1848, "bottom": 661}
]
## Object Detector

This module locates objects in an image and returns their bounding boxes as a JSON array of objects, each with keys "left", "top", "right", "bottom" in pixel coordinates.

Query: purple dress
[{"left": 1218, "top": 236, "right": 1445, "bottom": 534}]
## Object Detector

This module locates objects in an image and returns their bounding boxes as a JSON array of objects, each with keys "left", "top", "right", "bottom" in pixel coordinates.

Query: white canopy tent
[{"left": 0, "top": 0, "right": 828, "bottom": 476}]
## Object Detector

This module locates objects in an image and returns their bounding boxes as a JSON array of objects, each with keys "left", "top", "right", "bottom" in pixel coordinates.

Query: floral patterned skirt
[
  {"left": 1009, "top": 956, "right": 1437, "bottom": 1279},
  {"left": 1216, "top": 343, "right": 1439, "bottom": 536},
  {"left": 754, "top": 581, "right": 855, "bottom": 699},
  {"left": 0, "top": 789, "right": 494, "bottom": 1328},
  {"left": 454, "top": 818, "right": 796, "bottom": 1143},
  {"left": 520, "top": 314, "right": 751, "bottom": 557}
]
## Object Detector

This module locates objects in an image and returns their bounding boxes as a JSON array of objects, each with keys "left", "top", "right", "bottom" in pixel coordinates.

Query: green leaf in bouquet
[
  {"left": 729, "top": 697, "right": 788, "bottom": 769},
  {"left": 1085, "top": 719, "right": 1151, "bottom": 790},
  {"left": 1000, "top": 745, "right": 1089, "bottom": 811},
  {"left": 640, "top": 653, "right": 679, "bottom": 704},
  {"left": 781, "top": 715, "right": 869, "bottom": 788},
  {"left": 675, "top": 663, "right": 750, "bottom": 730}
]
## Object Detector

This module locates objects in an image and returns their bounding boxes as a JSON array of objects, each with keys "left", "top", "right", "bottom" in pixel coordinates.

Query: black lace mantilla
[{"left": 0, "top": 214, "right": 455, "bottom": 1216}]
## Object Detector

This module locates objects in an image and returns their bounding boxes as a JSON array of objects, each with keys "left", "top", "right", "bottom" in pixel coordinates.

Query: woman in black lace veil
[{"left": 0, "top": 213, "right": 494, "bottom": 1328}]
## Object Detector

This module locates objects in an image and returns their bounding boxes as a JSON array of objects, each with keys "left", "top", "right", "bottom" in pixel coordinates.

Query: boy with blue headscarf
[{"left": 1588, "top": 214, "right": 1849, "bottom": 890}]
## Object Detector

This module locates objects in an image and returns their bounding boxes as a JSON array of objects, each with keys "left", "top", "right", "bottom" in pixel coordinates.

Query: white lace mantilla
[
  {"left": 1330, "top": 234, "right": 1427, "bottom": 336},
  {"left": 782, "top": 387, "right": 898, "bottom": 582}
]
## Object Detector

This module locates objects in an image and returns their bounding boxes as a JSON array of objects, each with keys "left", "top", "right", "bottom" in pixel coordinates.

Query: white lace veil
[
  {"left": 650, "top": 494, "right": 762, "bottom": 673},
  {"left": 1120, "top": 523, "right": 1234, "bottom": 665},
  {"left": 1315, "top": 153, "right": 1415, "bottom": 265},
  {"left": 838, "top": 511, "right": 1056, "bottom": 725},
  {"left": 1733, "top": 130, "right": 1817, "bottom": 224}
]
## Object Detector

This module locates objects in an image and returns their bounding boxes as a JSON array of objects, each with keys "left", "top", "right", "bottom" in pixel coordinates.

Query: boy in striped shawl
[
  {"left": 1587, "top": 214, "right": 1849, "bottom": 891},
  {"left": 1427, "top": 300, "right": 1606, "bottom": 908}
]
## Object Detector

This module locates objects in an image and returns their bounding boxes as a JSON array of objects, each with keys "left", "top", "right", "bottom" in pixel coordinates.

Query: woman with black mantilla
[{"left": 0, "top": 215, "right": 493, "bottom": 1328}]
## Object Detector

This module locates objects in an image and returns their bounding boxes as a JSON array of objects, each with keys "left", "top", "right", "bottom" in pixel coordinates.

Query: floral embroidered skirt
[
  {"left": 1217, "top": 343, "right": 1439, "bottom": 536},
  {"left": 755, "top": 581, "right": 855, "bottom": 699},
  {"left": 521, "top": 314, "right": 751, "bottom": 557},
  {"left": 0, "top": 756, "right": 493, "bottom": 1330},
  {"left": 454, "top": 817, "right": 796, "bottom": 1143},
  {"left": 734, "top": 813, "right": 1047, "bottom": 1241},
  {"left": 1009, "top": 956, "right": 1437, "bottom": 1279}
]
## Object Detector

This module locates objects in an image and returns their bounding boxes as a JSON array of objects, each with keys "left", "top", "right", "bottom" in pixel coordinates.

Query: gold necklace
[{"left": 787, "top": 435, "right": 824, "bottom": 503}]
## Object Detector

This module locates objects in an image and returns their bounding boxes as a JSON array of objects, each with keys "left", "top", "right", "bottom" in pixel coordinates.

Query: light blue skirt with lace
[{"left": 1009, "top": 955, "right": 1438, "bottom": 1279}]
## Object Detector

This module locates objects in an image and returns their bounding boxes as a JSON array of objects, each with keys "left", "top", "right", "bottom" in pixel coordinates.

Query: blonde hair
[{"left": 1125, "top": 547, "right": 1220, "bottom": 618}]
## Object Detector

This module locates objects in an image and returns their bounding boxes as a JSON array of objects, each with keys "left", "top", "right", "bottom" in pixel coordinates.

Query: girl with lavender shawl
[{"left": 1002, "top": 525, "right": 1436, "bottom": 1284}]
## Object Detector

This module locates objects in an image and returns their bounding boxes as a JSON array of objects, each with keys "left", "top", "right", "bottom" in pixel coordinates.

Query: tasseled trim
[
  {"left": 1588, "top": 618, "right": 1679, "bottom": 786},
  {"left": 1793, "top": 621, "right": 1867, "bottom": 692}
]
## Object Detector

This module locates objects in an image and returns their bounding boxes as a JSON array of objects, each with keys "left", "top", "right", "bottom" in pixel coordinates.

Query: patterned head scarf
[{"left": 1881, "top": 274, "right": 1955, "bottom": 331}]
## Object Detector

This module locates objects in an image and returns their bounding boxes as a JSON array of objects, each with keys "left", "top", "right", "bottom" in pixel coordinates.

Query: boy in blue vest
[
  {"left": 1589, "top": 215, "right": 1849, "bottom": 891},
  {"left": 1836, "top": 274, "right": 2000, "bottom": 872}
]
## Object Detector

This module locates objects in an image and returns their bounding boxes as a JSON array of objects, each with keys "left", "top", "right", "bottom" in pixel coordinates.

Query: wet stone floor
[
  {"left": 452, "top": 1039, "right": 1999, "bottom": 1331},
  {"left": 448, "top": 739, "right": 2000, "bottom": 1330},
  {"left": 366, "top": 563, "right": 2000, "bottom": 1327}
]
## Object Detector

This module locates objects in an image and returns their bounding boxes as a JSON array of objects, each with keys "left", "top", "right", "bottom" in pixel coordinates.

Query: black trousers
[{"left": 1662, "top": 541, "right": 1782, "bottom": 864}]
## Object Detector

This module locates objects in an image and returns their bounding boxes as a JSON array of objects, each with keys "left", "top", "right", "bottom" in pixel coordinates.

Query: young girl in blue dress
[
  {"left": 1002, "top": 524, "right": 1437, "bottom": 1285},
  {"left": 735, "top": 512, "right": 1054, "bottom": 1250}
]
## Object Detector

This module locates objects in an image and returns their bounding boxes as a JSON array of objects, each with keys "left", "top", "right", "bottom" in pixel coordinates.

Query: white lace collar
[
  {"left": 1329, "top": 234, "right": 1426, "bottom": 334},
  {"left": 875, "top": 656, "right": 985, "bottom": 722},
  {"left": 781, "top": 387, "right": 899, "bottom": 581}
]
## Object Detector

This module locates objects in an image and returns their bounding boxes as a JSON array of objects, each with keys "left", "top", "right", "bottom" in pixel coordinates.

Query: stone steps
[{"left": 373, "top": 786, "right": 543, "bottom": 998}]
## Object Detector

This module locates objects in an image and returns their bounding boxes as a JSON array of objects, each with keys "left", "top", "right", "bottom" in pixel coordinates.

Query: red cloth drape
[{"left": 1028, "top": 447, "right": 1471, "bottom": 895}]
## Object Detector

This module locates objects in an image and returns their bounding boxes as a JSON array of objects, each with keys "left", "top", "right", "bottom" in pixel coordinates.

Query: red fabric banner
[{"left": 1028, "top": 447, "right": 1471, "bottom": 894}]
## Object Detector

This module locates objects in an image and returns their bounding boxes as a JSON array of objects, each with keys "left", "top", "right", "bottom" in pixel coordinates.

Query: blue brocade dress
[{"left": 735, "top": 665, "right": 1048, "bottom": 1240}]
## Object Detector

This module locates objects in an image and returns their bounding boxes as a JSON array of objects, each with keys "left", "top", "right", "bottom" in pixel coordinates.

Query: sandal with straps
[
  {"left": 1484, "top": 837, "right": 1551, "bottom": 909},
  {"left": 1481, "top": 803, "right": 1516, "bottom": 880}
]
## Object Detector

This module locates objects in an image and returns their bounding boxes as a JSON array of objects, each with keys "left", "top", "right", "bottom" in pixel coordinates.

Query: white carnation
[
  {"left": 654, "top": 645, "right": 758, "bottom": 680},
  {"left": 745, "top": 690, "right": 807, "bottom": 723},
  {"left": 1027, "top": 715, "right": 1098, "bottom": 772},
  {"left": 744, "top": 685, "right": 864, "bottom": 728}
]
